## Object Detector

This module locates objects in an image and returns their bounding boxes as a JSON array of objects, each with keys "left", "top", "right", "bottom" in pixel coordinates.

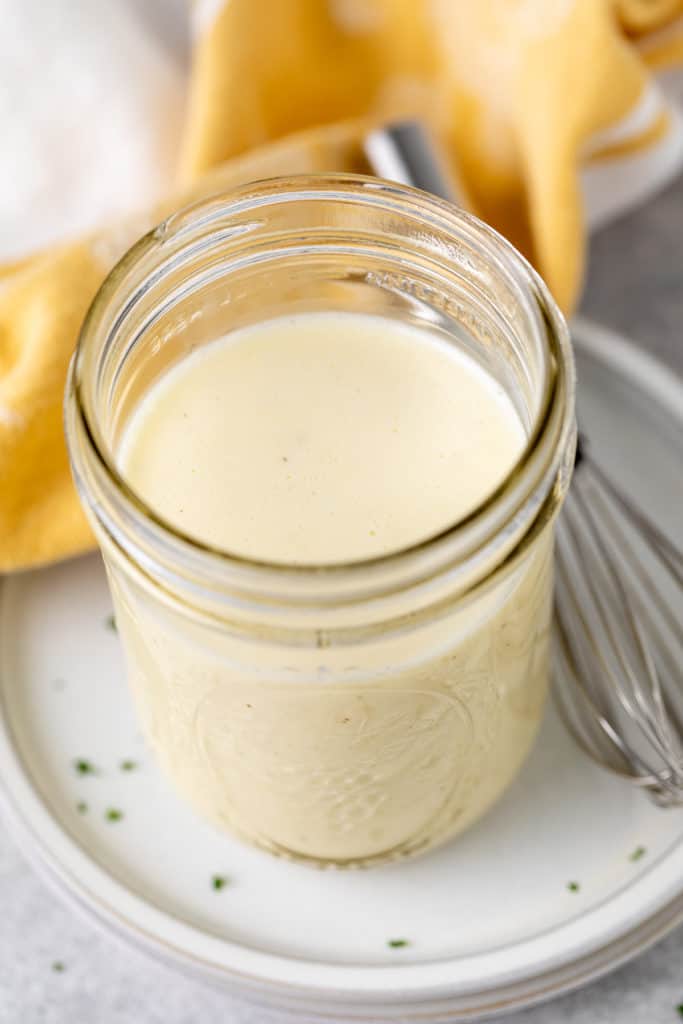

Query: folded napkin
[{"left": 1, "top": 0, "right": 682, "bottom": 573}]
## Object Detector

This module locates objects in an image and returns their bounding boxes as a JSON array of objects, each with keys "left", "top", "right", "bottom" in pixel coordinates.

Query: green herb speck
[
  {"left": 677, "top": 1004, "right": 683, "bottom": 1019},
  {"left": 629, "top": 845, "right": 647, "bottom": 862},
  {"left": 105, "top": 808, "right": 123, "bottom": 822},
  {"left": 120, "top": 760, "right": 137, "bottom": 772},
  {"left": 74, "top": 759, "right": 96, "bottom": 776},
  {"left": 387, "top": 938, "right": 409, "bottom": 949},
  {"left": 76, "top": 801, "right": 88, "bottom": 814},
  {"left": 567, "top": 881, "right": 580, "bottom": 893},
  {"left": 212, "top": 875, "right": 229, "bottom": 891},
  {"left": 105, "top": 614, "right": 117, "bottom": 632},
  {"left": 51, "top": 961, "right": 65, "bottom": 973}
]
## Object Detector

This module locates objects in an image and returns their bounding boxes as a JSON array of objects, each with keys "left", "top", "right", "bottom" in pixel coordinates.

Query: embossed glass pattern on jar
[{"left": 65, "top": 176, "right": 575, "bottom": 867}]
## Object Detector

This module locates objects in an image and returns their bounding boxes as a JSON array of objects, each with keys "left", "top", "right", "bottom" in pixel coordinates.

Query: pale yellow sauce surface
[{"left": 120, "top": 313, "right": 525, "bottom": 563}]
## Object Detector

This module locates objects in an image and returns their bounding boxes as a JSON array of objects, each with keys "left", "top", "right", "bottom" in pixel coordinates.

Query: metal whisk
[
  {"left": 366, "top": 120, "right": 683, "bottom": 806},
  {"left": 553, "top": 437, "right": 683, "bottom": 806}
]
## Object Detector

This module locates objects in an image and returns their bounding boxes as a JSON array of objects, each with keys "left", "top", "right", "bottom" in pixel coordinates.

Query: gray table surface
[{"left": 2, "top": 176, "right": 682, "bottom": 1024}]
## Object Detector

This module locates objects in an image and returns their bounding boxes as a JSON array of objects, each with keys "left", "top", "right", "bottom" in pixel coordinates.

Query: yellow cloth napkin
[{"left": 2, "top": 0, "right": 683, "bottom": 572}]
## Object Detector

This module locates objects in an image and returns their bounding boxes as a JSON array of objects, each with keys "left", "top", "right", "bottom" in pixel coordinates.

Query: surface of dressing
[{"left": 120, "top": 313, "right": 525, "bottom": 564}]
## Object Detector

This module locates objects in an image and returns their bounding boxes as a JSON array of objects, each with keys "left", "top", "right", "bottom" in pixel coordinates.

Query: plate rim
[{"left": 1, "top": 315, "right": 683, "bottom": 1020}]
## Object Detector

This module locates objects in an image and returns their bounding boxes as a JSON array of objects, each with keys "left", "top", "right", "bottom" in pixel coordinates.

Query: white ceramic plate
[{"left": 1, "top": 318, "right": 682, "bottom": 1023}]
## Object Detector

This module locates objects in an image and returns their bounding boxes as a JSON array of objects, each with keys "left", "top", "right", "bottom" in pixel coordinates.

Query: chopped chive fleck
[
  {"left": 105, "top": 614, "right": 117, "bottom": 632},
  {"left": 387, "top": 938, "right": 409, "bottom": 949},
  {"left": 629, "top": 845, "right": 647, "bottom": 862},
  {"left": 76, "top": 801, "right": 88, "bottom": 814},
  {"left": 567, "top": 881, "right": 580, "bottom": 893},
  {"left": 105, "top": 808, "right": 123, "bottom": 822},
  {"left": 74, "top": 759, "right": 96, "bottom": 776},
  {"left": 677, "top": 1004, "right": 683, "bottom": 1019},
  {"left": 51, "top": 961, "right": 65, "bottom": 973},
  {"left": 120, "top": 760, "right": 137, "bottom": 772},
  {"left": 212, "top": 875, "right": 229, "bottom": 891}
]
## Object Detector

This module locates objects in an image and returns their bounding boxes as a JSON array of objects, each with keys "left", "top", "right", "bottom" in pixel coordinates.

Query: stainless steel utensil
[
  {"left": 364, "top": 120, "right": 683, "bottom": 806},
  {"left": 553, "top": 437, "right": 683, "bottom": 805}
]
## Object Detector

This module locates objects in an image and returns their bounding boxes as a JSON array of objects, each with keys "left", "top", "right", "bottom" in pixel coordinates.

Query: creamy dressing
[
  {"left": 112, "top": 312, "right": 551, "bottom": 864},
  {"left": 120, "top": 313, "right": 525, "bottom": 564}
]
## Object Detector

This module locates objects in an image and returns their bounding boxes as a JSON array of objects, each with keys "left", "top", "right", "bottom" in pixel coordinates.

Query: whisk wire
[
  {"left": 589, "top": 483, "right": 683, "bottom": 747},
  {"left": 579, "top": 485, "right": 674, "bottom": 750},
  {"left": 557, "top": 525, "right": 673, "bottom": 774},
  {"left": 561, "top": 486, "right": 665, "bottom": 751},
  {"left": 554, "top": 439, "right": 683, "bottom": 807},
  {"left": 588, "top": 458, "right": 683, "bottom": 588}
]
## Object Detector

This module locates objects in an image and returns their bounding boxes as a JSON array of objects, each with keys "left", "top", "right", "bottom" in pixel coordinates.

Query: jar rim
[{"left": 66, "top": 174, "right": 575, "bottom": 610}]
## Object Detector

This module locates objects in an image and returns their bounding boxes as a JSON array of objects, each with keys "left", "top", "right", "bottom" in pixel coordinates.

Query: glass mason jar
[{"left": 65, "top": 176, "right": 575, "bottom": 868}]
